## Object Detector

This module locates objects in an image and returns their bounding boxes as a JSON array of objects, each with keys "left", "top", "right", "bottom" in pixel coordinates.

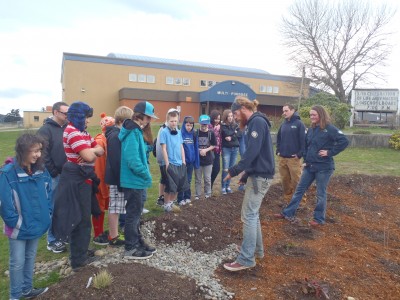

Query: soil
[{"left": 41, "top": 174, "right": 400, "bottom": 300}]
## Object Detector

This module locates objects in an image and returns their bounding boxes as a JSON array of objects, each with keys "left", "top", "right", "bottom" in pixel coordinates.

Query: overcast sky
[{"left": 0, "top": 0, "right": 398, "bottom": 115}]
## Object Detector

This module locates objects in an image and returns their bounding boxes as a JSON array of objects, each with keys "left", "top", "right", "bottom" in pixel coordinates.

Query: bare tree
[{"left": 281, "top": 0, "right": 396, "bottom": 102}]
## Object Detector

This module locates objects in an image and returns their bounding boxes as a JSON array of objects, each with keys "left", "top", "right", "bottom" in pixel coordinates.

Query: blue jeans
[
  {"left": 178, "top": 163, "right": 194, "bottom": 202},
  {"left": 9, "top": 237, "right": 40, "bottom": 299},
  {"left": 221, "top": 147, "right": 238, "bottom": 189},
  {"left": 123, "top": 188, "right": 144, "bottom": 250},
  {"left": 238, "top": 135, "right": 246, "bottom": 157},
  {"left": 236, "top": 177, "right": 271, "bottom": 267},
  {"left": 47, "top": 175, "right": 60, "bottom": 244},
  {"left": 282, "top": 167, "right": 334, "bottom": 224}
]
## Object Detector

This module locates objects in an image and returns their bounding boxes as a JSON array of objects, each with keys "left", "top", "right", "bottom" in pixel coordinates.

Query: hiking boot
[
  {"left": 22, "top": 287, "right": 49, "bottom": 299},
  {"left": 223, "top": 261, "right": 255, "bottom": 272},
  {"left": 93, "top": 233, "right": 109, "bottom": 245},
  {"left": 222, "top": 188, "right": 227, "bottom": 195},
  {"left": 124, "top": 248, "right": 153, "bottom": 260},
  {"left": 47, "top": 241, "right": 66, "bottom": 253},
  {"left": 163, "top": 202, "right": 181, "bottom": 213},
  {"left": 156, "top": 195, "right": 165, "bottom": 206},
  {"left": 109, "top": 235, "right": 125, "bottom": 246}
]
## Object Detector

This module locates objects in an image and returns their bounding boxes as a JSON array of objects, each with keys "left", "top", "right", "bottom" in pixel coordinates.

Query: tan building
[
  {"left": 61, "top": 52, "right": 309, "bottom": 125},
  {"left": 23, "top": 110, "right": 52, "bottom": 128}
]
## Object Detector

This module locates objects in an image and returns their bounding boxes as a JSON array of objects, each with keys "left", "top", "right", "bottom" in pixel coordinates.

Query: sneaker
[
  {"left": 205, "top": 195, "right": 210, "bottom": 199},
  {"left": 223, "top": 261, "right": 254, "bottom": 272},
  {"left": 274, "top": 213, "right": 286, "bottom": 219},
  {"left": 124, "top": 248, "right": 153, "bottom": 260},
  {"left": 309, "top": 220, "right": 321, "bottom": 226},
  {"left": 109, "top": 235, "right": 125, "bottom": 246},
  {"left": 194, "top": 196, "right": 200, "bottom": 200},
  {"left": 222, "top": 188, "right": 227, "bottom": 195},
  {"left": 178, "top": 200, "right": 186, "bottom": 206},
  {"left": 226, "top": 187, "right": 233, "bottom": 193},
  {"left": 22, "top": 287, "right": 49, "bottom": 299},
  {"left": 142, "top": 208, "right": 150, "bottom": 214},
  {"left": 185, "top": 198, "right": 191, "bottom": 204},
  {"left": 140, "top": 240, "right": 157, "bottom": 253},
  {"left": 93, "top": 233, "right": 109, "bottom": 245},
  {"left": 72, "top": 256, "right": 99, "bottom": 272},
  {"left": 47, "top": 241, "right": 66, "bottom": 253},
  {"left": 164, "top": 202, "right": 181, "bottom": 213},
  {"left": 156, "top": 195, "right": 165, "bottom": 206}
]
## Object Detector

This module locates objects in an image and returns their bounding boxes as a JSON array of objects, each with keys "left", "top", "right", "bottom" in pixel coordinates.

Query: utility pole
[{"left": 298, "top": 66, "right": 305, "bottom": 111}]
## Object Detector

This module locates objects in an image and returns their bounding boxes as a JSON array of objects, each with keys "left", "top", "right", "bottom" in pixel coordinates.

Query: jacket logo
[{"left": 251, "top": 131, "right": 258, "bottom": 138}]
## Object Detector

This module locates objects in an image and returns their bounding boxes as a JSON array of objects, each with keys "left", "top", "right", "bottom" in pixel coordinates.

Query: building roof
[{"left": 62, "top": 52, "right": 303, "bottom": 83}]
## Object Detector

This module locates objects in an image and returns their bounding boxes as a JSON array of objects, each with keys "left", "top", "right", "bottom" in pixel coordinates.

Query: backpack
[{"left": 152, "top": 124, "right": 166, "bottom": 157}]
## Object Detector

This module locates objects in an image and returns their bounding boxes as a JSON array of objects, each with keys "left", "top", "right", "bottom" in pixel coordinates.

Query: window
[
  {"left": 34, "top": 116, "right": 39, "bottom": 122},
  {"left": 166, "top": 76, "right": 174, "bottom": 85},
  {"left": 183, "top": 78, "right": 190, "bottom": 86},
  {"left": 207, "top": 80, "right": 215, "bottom": 87},
  {"left": 128, "top": 73, "right": 137, "bottom": 82},
  {"left": 147, "top": 75, "right": 155, "bottom": 83},
  {"left": 174, "top": 77, "right": 182, "bottom": 85},
  {"left": 267, "top": 86, "right": 273, "bottom": 93},
  {"left": 200, "top": 80, "right": 207, "bottom": 87},
  {"left": 273, "top": 86, "right": 279, "bottom": 94},
  {"left": 138, "top": 74, "right": 146, "bottom": 82},
  {"left": 260, "top": 85, "right": 267, "bottom": 93}
]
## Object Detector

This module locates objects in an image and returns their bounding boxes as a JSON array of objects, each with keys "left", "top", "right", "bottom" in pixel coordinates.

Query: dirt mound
[{"left": 42, "top": 174, "right": 400, "bottom": 299}]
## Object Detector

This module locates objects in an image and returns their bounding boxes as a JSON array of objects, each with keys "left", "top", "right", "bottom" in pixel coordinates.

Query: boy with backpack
[
  {"left": 194, "top": 115, "right": 216, "bottom": 200},
  {"left": 159, "top": 109, "right": 189, "bottom": 212}
]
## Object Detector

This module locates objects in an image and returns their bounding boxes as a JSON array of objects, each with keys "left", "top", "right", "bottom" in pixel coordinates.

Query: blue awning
[{"left": 200, "top": 80, "right": 256, "bottom": 103}]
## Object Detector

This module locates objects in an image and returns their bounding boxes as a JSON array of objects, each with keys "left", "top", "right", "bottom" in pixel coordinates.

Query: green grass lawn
[{"left": 0, "top": 125, "right": 399, "bottom": 299}]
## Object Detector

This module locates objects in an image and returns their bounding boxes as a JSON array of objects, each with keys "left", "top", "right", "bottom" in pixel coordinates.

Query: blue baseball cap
[
  {"left": 134, "top": 101, "right": 159, "bottom": 119},
  {"left": 199, "top": 114, "right": 210, "bottom": 125}
]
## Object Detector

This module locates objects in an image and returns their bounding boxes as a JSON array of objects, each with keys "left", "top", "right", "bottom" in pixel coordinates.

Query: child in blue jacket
[{"left": 0, "top": 134, "right": 52, "bottom": 299}]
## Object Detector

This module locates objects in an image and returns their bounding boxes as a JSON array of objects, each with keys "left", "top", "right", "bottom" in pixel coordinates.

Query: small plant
[
  {"left": 353, "top": 130, "right": 371, "bottom": 135},
  {"left": 389, "top": 131, "right": 400, "bottom": 150},
  {"left": 92, "top": 269, "right": 113, "bottom": 289}
]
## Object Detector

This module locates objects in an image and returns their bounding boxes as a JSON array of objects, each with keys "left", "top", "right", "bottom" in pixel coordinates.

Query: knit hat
[
  {"left": 67, "top": 101, "right": 93, "bottom": 131},
  {"left": 100, "top": 113, "right": 115, "bottom": 132}
]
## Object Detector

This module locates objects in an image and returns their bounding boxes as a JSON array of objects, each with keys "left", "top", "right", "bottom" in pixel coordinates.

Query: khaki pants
[{"left": 278, "top": 156, "right": 302, "bottom": 201}]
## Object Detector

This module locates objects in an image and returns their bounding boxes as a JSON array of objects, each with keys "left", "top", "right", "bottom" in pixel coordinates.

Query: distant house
[{"left": 23, "top": 110, "right": 52, "bottom": 128}]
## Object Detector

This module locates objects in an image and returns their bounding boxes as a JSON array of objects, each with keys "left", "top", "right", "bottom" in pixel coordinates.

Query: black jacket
[
  {"left": 221, "top": 122, "right": 240, "bottom": 148},
  {"left": 52, "top": 162, "right": 100, "bottom": 242},
  {"left": 104, "top": 125, "right": 122, "bottom": 187},
  {"left": 37, "top": 117, "right": 67, "bottom": 178},
  {"left": 229, "top": 112, "right": 275, "bottom": 179},
  {"left": 276, "top": 112, "right": 306, "bottom": 158}
]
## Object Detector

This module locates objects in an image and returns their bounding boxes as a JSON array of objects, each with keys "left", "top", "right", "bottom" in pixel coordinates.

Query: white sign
[{"left": 353, "top": 89, "right": 399, "bottom": 112}]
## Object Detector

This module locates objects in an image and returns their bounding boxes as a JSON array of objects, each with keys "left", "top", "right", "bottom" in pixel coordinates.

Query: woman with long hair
[
  {"left": 209, "top": 109, "right": 222, "bottom": 189},
  {"left": 220, "top": 109, "right": 239, "bottom": 194}
]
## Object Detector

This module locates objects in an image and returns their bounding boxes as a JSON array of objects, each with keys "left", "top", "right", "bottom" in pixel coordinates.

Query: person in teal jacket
[
  {"left": 119, "top": 101, "right": 158, "bottom": 260},
  {"left": 0, "top": 134, "right": 52, "bottom": 299}
]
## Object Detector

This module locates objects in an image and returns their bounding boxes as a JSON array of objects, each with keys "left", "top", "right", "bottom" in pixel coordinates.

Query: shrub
[
  {"left": 93, "top": 269, "right": 113, "bottom": 289},
  {"left": 353, "top": 130, "right": 371, "bottom": 135},
  {"left": 389, "top": 131, "right": 400, "bottom": 150}
]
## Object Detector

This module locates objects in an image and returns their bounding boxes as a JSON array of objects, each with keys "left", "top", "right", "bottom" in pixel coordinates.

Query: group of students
[
  {"left": 154, "top": 108, "right": 247, "bottom": 213},
  {"left": 0, "top": 96, "right": 350, "bottom": 298}
]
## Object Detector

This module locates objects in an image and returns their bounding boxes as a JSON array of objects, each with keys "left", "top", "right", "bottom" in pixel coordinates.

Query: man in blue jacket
[
  {"left": 276, "top": 104, "right": 306, "bottom": 202},
  {"left": 223, "top": 96, "right": 275, "bottom": 272}
]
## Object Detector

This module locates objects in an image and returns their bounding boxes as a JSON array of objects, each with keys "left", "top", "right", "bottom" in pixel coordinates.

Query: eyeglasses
[{"left": 58, "top": 111, "right": 68, "bottom": 116}]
